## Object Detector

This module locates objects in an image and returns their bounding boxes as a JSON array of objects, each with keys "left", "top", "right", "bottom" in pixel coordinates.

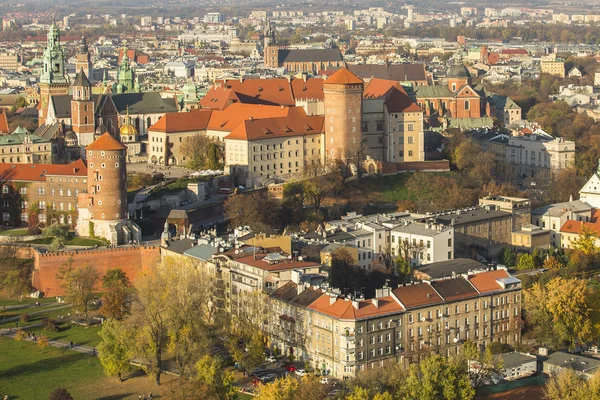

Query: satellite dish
[
  {"left": 219, "top": 247, "right": 224, "bottom": 253},
  {"left": 453, "top": 338, "right": 459, "bottom": 343},
  {"left": 235, "top": 250, "right": 240, "bottom": 254},
  {"left": 298, "top": 256, "right": 303, "bottom": 261},
  {"left": 421, "top": 317, "right": 427, "bottom": 322}
]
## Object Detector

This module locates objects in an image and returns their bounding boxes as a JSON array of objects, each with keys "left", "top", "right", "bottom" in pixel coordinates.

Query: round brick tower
[
  {"left": 77, "top": 132, "right": 140, "bottom": 245},
  {"left": 323, "top": 67, "right": 364, "bottom": 161}
]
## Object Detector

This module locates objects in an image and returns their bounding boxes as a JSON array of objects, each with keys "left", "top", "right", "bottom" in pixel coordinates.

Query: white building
[
  {"left": 140, "top": 16, "right": 152, "bottom": 27},
  {"left": 390, "top": 221, "right": 454, "bottom": 266}
]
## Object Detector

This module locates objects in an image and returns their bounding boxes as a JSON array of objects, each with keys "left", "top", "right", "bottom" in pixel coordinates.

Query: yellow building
[{"left": 541, "top": 58, "right": 566, "bottom": 78}]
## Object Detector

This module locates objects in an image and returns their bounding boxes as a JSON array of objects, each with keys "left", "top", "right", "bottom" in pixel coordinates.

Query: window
[
  {"left": 407, "top": 123, "right": 414, "bottom": 131},
  {"left": 2, "top": 185, "right": 8, "bottom": 194},
  {"left": 464, "top": 100, "right": 470, "bottom": 110},
  {"left": 407, "top": 136, "right": 414, "bottom": 144},
  {"left": 19, "top": 187, "right": 27, "bottom": 195},
  {"left": 2, "top": 213, "right": 9, "bottom": 221},
  {"left": 408, "top": 151, "right": 413, "bottom": 157}
]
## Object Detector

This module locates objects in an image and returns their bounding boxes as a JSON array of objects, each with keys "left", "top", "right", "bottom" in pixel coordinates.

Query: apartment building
[
  {"left": 0, "top": 127, "right": 54, "bottom": 164},
  {"left": 540, "top": 59, "right": 566, "bottom": 78},
  {"left": 269, "top": 269, "right": 522, "bottom": 379},
  {"left": 507, "top": 135, "right": 575, "bottom": 183},
  {"left": 390, "top": 221, "right": 454, "bottom": 266},
  {"left": 0, "top": 52, "right": 19, "bottom": 71}
]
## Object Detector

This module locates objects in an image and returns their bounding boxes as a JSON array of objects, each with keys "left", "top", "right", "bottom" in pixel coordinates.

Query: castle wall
[{"left": 31, "top": 246, "right": 160, "bottom": 296}]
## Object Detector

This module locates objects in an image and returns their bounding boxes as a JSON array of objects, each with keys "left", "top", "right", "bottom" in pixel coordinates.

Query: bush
[
  {"left": 49, "top": 388, "right": 74, "bottom": 400},
  {"left": 43, "top": 318, "right": 58, "bottom": 332},
  {"left": 20, "top": 314, "right": 29, "bottom": 323},
  {"left": 14, "top": 329, "right": 27, "bottom": 341}
]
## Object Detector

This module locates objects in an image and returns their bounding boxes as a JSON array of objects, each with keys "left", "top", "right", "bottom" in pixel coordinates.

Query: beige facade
[
  {"left": 0, "top": 53, "right": 19, "bottom": 71},
  {"left": 507, "top": 136, "right": 575, "bottom": 183},
  {"left": 225, "top": 133, "right": 324, "bottom": 187},
  {"left": 541, "top": 60, "right": 566, "bottom": 78},
  {"left": 511, "top": 225, "right": 550, "bottom": 251}
]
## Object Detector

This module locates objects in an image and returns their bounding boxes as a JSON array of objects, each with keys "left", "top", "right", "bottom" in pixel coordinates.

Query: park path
[
  {"left": 0, "top": 303, "right": 72, "bottom": 324},
  {"left": 1, "top": 324, "right": 97, "bottom": 356}
]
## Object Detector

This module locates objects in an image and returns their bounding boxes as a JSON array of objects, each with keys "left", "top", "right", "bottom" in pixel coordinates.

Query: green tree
[
  {"left": 100, "top": 269, "right": 133, "bottom": 320},
  {"left": 256, "top": 375, "right": 299, "bottom": 400},
  {"left": 224, "top": 191, "right": 281, "bottom": 232},
  {"left": 57, "top": 261, "right": 99, "bottom": 319},
  {"left": 516, "top": 253, "right": 536, "bottom": 270},
  {"left": 98, "top": 318, "right": 133, "bottom": 382},
  {"left": 43, "top": 222, "right": 69, "bottom": 251},
  {"left": 544, "top": 368, "right": 588, "bottom": 400},
  {"left": 195, "top": 355, "right": 237, "bottom": 399},
  {"left": 498, "top": 247, "right": 517, "bottom": 268},
  {"left": 400, "top": 354, "right": 475, "bottom": 400},
  {"left": 462, "top": 340, "right": 503, "bottom": 389}
]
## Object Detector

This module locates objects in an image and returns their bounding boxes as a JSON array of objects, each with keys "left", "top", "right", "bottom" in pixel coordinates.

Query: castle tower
[
  {"left": 323, "top": 67, "right": 364, "bottom": 161},
  {"left": 75, "top": 36, "right": 93, "bottom": 80},
  {"left": 39, "top": 20, "right": 70, "bottom": 126},
  {"left": 71, "top": 69, "right": 95, "bottom": 146},
  {"left": 77, "top": 132, "right": 141, "bottom": 245}
]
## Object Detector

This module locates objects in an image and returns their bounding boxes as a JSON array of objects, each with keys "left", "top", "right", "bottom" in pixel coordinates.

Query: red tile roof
[
  {"left": 560, "top": 220, "right": 600, "bottom": 236},
  {"left": 308, "top": 295, "right": 404, "bottom": 320},
  {"left": 149, "top": 109, "right": 213, "bottom": 133},
  {"left": 363, "top": 78, "right": 422, "bottom": 113},
  {"left": 206, "top": 104, "right": 292, "bottom": 132},
  {"left": 290, "top": 78, "right": 325, "bottom": 101},
  {"left": 363, "top": 78, "right": 401, "bottom": 99},
  {"left": 0, "top": 110, "right": 8, "bottom": 134},
  {"left": 86, "top": 132, "right": 127, "bottom": 151},
  {"left": 323, "top": 67, "right": 364, "bottom": 85},
  {"left": 217, "top": 78, "right": 295, "bottom": 107},
  {"left": 392, "top": 283, "right": 443, "bottom": 309},
  {"left": 225, "top": 108, "right": 324, "bottom": 141},
  {"left": 468, "top": 270, "right": 510, "bottom": 293},
  {"left": 0, "top": 160, "right": 87, "bottom": 182},
  {"left": 199, "top": 87, "right": 239, "bottom": 110}
]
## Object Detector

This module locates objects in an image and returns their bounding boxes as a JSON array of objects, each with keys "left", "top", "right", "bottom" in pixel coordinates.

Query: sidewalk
[{"left": 1, "top": 325, "right": 96, "bottom": 356}]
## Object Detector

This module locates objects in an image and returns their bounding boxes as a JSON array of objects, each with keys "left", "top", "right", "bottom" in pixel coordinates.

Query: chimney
[
  {"left": 286, "top": 75, "right": 291, "bottom": 82},
  {"left": 352, "top": 300, "right": 360, "bottom": 309},
  {"left": 329, "top": 295, "right": 337, "bottom": 306},
  {"left": 303, "top": 73, "right": 307, "bottom": 82},
  {"left": 372, "top": 298, "right": 379, "bottom": 308}
]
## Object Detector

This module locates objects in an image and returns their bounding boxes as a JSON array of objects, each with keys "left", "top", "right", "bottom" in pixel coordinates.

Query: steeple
[
  {"left": 116, "top": 47, "right": 135, "bottom": 93},
  {"left": 40, "top": 19, "right": 67, "bottom": 85},
  {"left": 79, "top": 36, "right": 88, "bottom": 54}
]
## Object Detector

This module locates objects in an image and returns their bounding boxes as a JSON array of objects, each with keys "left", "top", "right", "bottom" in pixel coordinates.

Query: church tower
[
  {"left": 75, "top": 36, "right": 93, "bottom": 81},
  {"left": 71, "top": 69, "right": 95, "bottom": 146},
  {"left": 77, "top": 133, "right": 141, "bottom": 244},
  {"left": 116, "top": 48, "right": 135, "bottom": 93},
  {"left": 323, "top": 67, "right": 364, "bottom": 161},
  {"left": 39, "top": 20, "right": 70, "bottom": 126},
  {"left": 263, "top": 20, "right": 279, "bottom": 69}
]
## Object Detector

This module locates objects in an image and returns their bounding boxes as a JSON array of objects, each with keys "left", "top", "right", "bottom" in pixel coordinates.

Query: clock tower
[{"left": 39, "top": 21, "right": 70, "bottom": 126}]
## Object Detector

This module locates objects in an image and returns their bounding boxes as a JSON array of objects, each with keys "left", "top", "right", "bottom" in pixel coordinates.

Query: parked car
[
  {"left": 285, "top": 365, "right": 297, "bottom": 372},
  {"left": 295, "top": 369, "right": 306, "bottom": 376},
  {"left": 252, "top": 377, "right": 261, "bottom": 386},
  {"left": 265, "top": 355, "right": 277, "bottom": 363},
  {"left": 320, "top": 377, "right": 330, "bottom": 384}
]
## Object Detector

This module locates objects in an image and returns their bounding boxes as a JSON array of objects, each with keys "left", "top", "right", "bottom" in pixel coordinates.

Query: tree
[
  {"left": 572, "top": 225, "right": 599, "bottom": 255},
  {"left": 129, "top": 173, "right": 154, "bottom": 190},
  {"left": 462, "top": 340, "right": 503, "bottom": 389},
  {"left": 329, "top": 247, "right": 361, "bottom": 292},
  {"left": 400, "top": 354, "right": 475, "bottom": 400},
  {"left": 256, "top": 375, "right": 299, "bottom": 400},
  {"left": 43, "top": 223, "right": 69, "bottom": 251},
  {"left": 98, "top": 318, "right": 133, "bottom": 382},
  {"left": 130, "top": 264, "right": 170, "bottom": 385},
  {"left": 195, "top": 355, "right": 237, "bottom": 399},
  {"left": 224, "top": 191, "right": 281, "bottom": 232},
  {"left": 498, "top": 247, "right": 516, "bottom": 268},
  {"left": 100, "top": 269, "right": 133, "bottom": 320},
  {"left": 57, "top": 261, "right": 99, "bottom": 319},
  {"left": 544, "top": 368, "right": 588, "bottom": 400},
  {"left": 516, "top": 253, "right": 536, "bottom": 270},
  {"left": 49, "top": 388, "right": 74, "bottom": 400},
  {"left": 37, "top": 335, "right": 49, "bottom": 353},
  {"left": 525, "top": 277, "right": 599, "bottom": 347},
  {"left": 181, "top": 134, "right": 222, "bottom": 170}
]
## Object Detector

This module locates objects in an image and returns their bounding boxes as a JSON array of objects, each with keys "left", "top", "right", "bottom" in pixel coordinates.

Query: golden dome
[{"left": 120, "top": 122, "right": 137, "bottom": 136}]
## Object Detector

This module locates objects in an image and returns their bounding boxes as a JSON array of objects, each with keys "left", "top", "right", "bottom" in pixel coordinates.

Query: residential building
[
  {"left": 541, "top": 58, "right": 566, "bottom": 78},
  {"left": 511, "top": 224, "right": 550, "bottom": 251},
  {"left": 0, "top": 127, "right": 53, "bottom": 164},
  {"left": 271, "top": 269, "right": 522, "bottom": 379},
  {"left": 532, "top": 200, "right": 593, "bottom": 248},
  {"left": 413, "top": 258, "right": 490, "bottom": 281},
  {"left": 543, "top": 352, "right": 600, "bottom": 379},
  {"left": 0, "top": 52, "right": 19, "bottom": 71},
  {"left": 390, "top": 221, "right": 454, "bottom": 266},
  {"left": 559, "top": 220, "right": 600, "bottom": 250}
]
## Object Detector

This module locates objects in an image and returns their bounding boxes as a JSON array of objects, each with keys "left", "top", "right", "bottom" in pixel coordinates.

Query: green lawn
[
  {"left": 27, "top": 323, "right": 102, "bottom": 348},
  {"left": 0, "top": 296, "right": 57, "bottom": 307},
  {"left": 350, "top": 173, "right": 414, "bottom": 203},
  {"left": 0, "top": 228, "right": 28, "bottom": 236},
  {"left": 0, "top": 336, "right": 105, "bottom": 399},
  {"left": 0, "top": 305, "right": 74, "bottom": 328}
]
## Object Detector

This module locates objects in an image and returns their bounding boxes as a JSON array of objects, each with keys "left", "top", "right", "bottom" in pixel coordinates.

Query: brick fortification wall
[{"left": 32, "top": 246, "right": 160, "bottom": 297}]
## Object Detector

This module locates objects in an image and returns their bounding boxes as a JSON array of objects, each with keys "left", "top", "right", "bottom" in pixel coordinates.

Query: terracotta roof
[
  {"left": 290, "top": 78, "right": 325, "bottom": 101},
  {"left": 363, "top": 78, "right": 402, "bottom": 98},
  {"left": 560, "top": 220, "right": 600, "bottom": 236},
  {"left": 199, "top": 87, "right": 239, "bottom": 110},
  {"left": 323, "top": 67, "right": 364, "bottom": 85},
  {"left": 308, "top": 294, "right": 404, "bottom": 321},
  {"left": 392, "top": 283, "right": 443, "bottom": 309},
  {"left": 44, "top": 159, "right": 87, "bottom": 177},
  {"left": 225, "top": 108, "right": 324, "bottom": 141},
  {"left": 468, "top": 270, "right": 510, "bottom": 293},
  {"left": 217, "top": 78, "right": 295, "bottom": 107},
  {"left": 0, "top": 160, "right": 87, "bottom": 182},
  {"left": 149, "top": 109, "right": 213, "bottom": 133},
  {"left": 86, "top": 132, "right": 127, "bottom": 151},
  {"left": 0, "top": 109, "right": 8, "bottom": 134},
  {"left": 385, "top": 86, "right": 423, "bottom": 113},
  {"left": 206, "top": 104, "right": 291, "bottom": 132}
]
